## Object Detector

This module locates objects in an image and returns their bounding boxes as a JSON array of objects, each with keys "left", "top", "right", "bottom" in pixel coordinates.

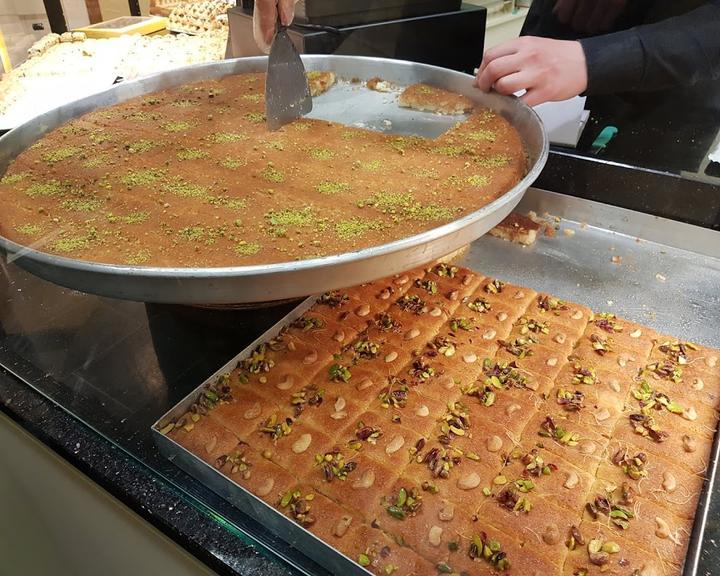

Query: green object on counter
[{"left": 591, "top": 126, "right": 618, "bottom": 152}]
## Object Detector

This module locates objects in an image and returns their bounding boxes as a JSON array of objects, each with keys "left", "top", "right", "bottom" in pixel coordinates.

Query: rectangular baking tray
[{"left": 153, "top": 187, "right": 720, "bottom": 576}]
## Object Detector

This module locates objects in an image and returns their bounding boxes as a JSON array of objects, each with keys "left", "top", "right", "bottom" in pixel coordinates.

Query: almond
[
  {"left": 438, "top": 501, "right": 454, "bottom": 521},
  {"left": 662, "top": 471, "right": 677, "bottom": 493},
  {"left": 483, "top": 329, "right": 496, "bottom": 340},
  {"left": 394, "top": 274, "right": 409, "bottom": 285},
  {"left": 608, "top": 379, "right": 621, "bottom": 393},
  {"left": 563, "top": 471, "right": 579, "bottom": 489},
  {"left": 654, "top": 517, "right": 670, "bottom": 539},
  {"left": 578, "top": 440, "right": 597, "bottom": 455},
  {"left": 682, "top": 435, "right": 696, "bottom": 453},
  {"left": 630, "top": 329, "right": 642, "bottom": 338},
  {"left": 385, "top": 351, "right": 398, "bottom": 363},
  {"left": 429, "top": 307, "right": 442, "bottom": 317},
  {"left": 682, "top": 407, "right": 698, "bottom": 422},
  {"left": 506, "top": 403, "right": 521, "bottom": 416},
  {"left": 405, "top": 328, "right": 421, "bottom": 340},
  {"left": 333, "top": 330, "right": 345, "bottom": 342},
  {"left": 415, "top": 405, "right": 430, "bottom": 417},
  {"left": 303, "top": 350, "right": 318, "bottom": 365},
  {"left": 333, "top": 515, "right": 353, "bottom": 538},
  {"left": 356, "top": 304, "right": 370, "bottom": 317},
  {"left": 243, "top": 402, "right": 262, "bottom": 420},
  {"left": 205, "top": 435, "right": 217, "bottom": 454},
  {"left": 546, "top": 357, "right": 558, "bottom": 367},
  {"left": 449, "top": 290, "right": 459, "bottom": 301},
  {"left": 542, "top": 524, "right": 560, "bottom": 545},
  {"left": 385, "top": 435, "right": 405, "bottom": 454},
  {"left": 276, "top": 375, "right": 294, "bottom": 390},
  {"left": 330, "top": 411, "right": 348, "bottom": 420},
  {"left": 497, "top": 311, "right": 508, "bottom": 322},
  {"left": 292, "top": 433, "right": 312, "bottom": 454},
  {"left": 692, "top": 378, "right": 705, "bottom": 391},
  {"left": 458, "top": 472, "right": 481, "bottom": 490},
  {"left": 356, "top": 377, "right": 373, "bottom": 391},
  {"left": 486, "top": 435, "right": 502, "bottom": 452},
  {"left": 334, "top": 397, "right": 347, "bottom": 412},
  {"left": 438, "top": 376, "right": 455, "bottom": 390},
  {"left": 463, "top": 353, "right": 477, "bottom": 364},
  {"left": 352, "top": 469, "right": 375, "bottom": 489},
  {"left": 428, "top": 526, "right": 443, "bottom": 547},
  {"left": 595, "top": 408, "right": 611, "bottom": 422},
  {"left": 554, "top": 333, "right": 567, "bottom": 345},
  {"left": 707, "top": 355, "right": 718, "bottom": 368},
  {"left": 513, "top": 290, "right": 525, "bottom": 300},
  {"left": 572, "top": 310, "right": 584, "bottom": 320},
  {"left": 256, "top": 477, "right": 275, "bottom": 497},
  {"left": 462, "top": 274, "right": 474, "bottom": 286}
]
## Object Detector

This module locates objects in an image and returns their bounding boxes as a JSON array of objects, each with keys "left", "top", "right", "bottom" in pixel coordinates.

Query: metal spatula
[{"left": 265, "top": 18, "right": 312, "bottom": 131}]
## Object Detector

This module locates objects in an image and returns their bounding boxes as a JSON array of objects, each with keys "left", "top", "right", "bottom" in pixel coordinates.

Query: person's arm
[
  {"left": 580, "top": 1, "right": 720, "bottom": 95},
  {"left": 253, "top": 0, "right": 299, "bottom": 54}
]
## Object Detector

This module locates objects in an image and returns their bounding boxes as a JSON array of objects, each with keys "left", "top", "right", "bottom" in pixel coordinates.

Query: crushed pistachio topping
[
  {"left": 279, "top": 489, "right": 316, "bottom": 527},
  {"left": 408, "top": 358, "right": 435, "bottom": 382},
  {"left": 644, "top": 360, "right": 683, "bottom": 383},
  {"left": 467, "top": 297, "right": 492, "bottom": 313},
  {"left": 378, "top": 376, "right": 409, "bottom": 408},
  {"left": 585, "top": 484, "right": 635, "bottom": 529},
  {"left": 353, "top": 422, "right": 383, "bottom": 447},
  {"left": 290, "top": 385, "right": 324, "bottom": 417},
  {"left": 15, "top": 224, "right": 41, "bottom": 236},
  {"left": 219, "top": 157, "right": 246, "bottom": 169},
  {"left": 385, "top": 487, "right": 422, "bottom": 520},
  {"left": 629, "top": 412, "right": 668, "bottom": 443},
  {"left": 519, "top": 448, "right": 557, "bottom": 477},
  {"left": 499, "top": 336, "right": 537, "bottom": 358},
  {"left": 309, "top": 147, "right": 334, "bottom": 160},
  {"left": 632, "top": 380, "right": 684, "bottom": 415},
  {"left": 467, "top": 129, "right": 496, "bottom": 142},
  {"left": 259, "top": 413, "right": 294, "bottom": 441},
  {"left": 335, "top": 217, "right": 385, "bottom": 240},
  {"left": 25, "top": 181, "right": 64, "bottom": 197},
  {"left": 480, "top": 359, "right": 528, "bottom": 390},
  {"left": 475, "top": 154, "right": 511, "bottom": 168},
  {"left": 414, "top": 278, "right": 438, "bottom": 294},
  {"left": 260, "top": 163, "right": 285, "bottom": 183},
  {"left": 359, "top": 190, "right": 414, "bottom": 212},
  {"left": 41, "top": 146, "right": 81, "bottom": 164},
  {"left": 539, "top": 416, "right": 579, "bottom": 446},
  {"left": 291, "top": 316, "right": 325, "bottom": 332},
  {"left": 427, "top": 335, "right": 456, "bottom": 357},
  {"left": 318, "top": 290, "right": 349, "bottom": 308},
  {"left": 375, "top": 313, "right": 401, "bottom": 332},
  {"left": 484, "top": 279, "right": 505, "bottom": 294},
  {"left": 122, "top": 168, "right": 165, "bottom": 188},
  {"left": 572, "top": 364, "right": 597, "bottom": 386},
  {"left": 52, "top": 227, "right": 98, "bottom": 253},
  {"left": 61, "top": 198, "right": 104, "bottom": 212},
  {"left": 211, "top": 132, "right": 248, "bottom": 143},
  {"left": 241, "top": 93, "right": 263, "bottom": 104},
  {"left": 184, "top": 374, "right": 233, "bottom": 419},
  {"left": 1, "top": 173, "right": 25, "bottom": 185},
  {"left": 468, "top": 533, "right": 510, "bottom": 570},
  {"left": 125, "top": 139, "right": 159, "bottom": 154},
  {"left": 265, "top": 206, "right": 315, "bottom": 235},
  {"left": 439, "top": 402, "right": 471, "bottom": 442},
  {"left": 126, "top": 249, "right": 151, "bottom": 265},
  {"left": 316, "top": 181, "right": 349, "bottom": 195},
  {"left": 611, "top": 448, "right": 648, "bottom": 480},
  {"left": 431, "top": 145, "right": 470, "bottom": 158},
  {"left": 243, "top": 112, "right": 265, "bottom": 123},
  {"left": 657, "top": 340, "right": 697, "bottom": 364},
  {"left": 162, "top": 120, "right": 195, "bottom": 132},
  {"left": 433, "top": 263, "right": 458, "bottom": 278},
  {"left": 329, "top": 363, "right": 352, "bottom": 383},
  {"left": 517, "top": 316, "right": 550, "bottom": 335},
  {"left": 396, "top": 294, "right": 426, "bottom": 314},
  {"left": 537, "top": 295, "right": 568, "bottom": 312},
  {"left": 235, "top": 241, "right": 261, "bottom": 256},
  {"left": 463, "top": 382, "right": 496, "bottom": 407},
  {"left": 557, "top": 389, "right": 585, "bottom": 412},
  {"left": 106, "top": 211, "right": 149, "bottom": 224},
  {"left": 238, "top": 343, "right": 274, "bottom": 376},
  {"left": 417, "top": 444, "right": 461, "bottom": 479},
  {"left": 450, "top": 316, "right": 474, "bottom": 332},
  {"left": 497, "top": 485, "right": 533, "bottom": 513},
  {"left": 594, "top": 312, "right": 624, "bottom": 333},
  {"left": 177, "top": 148, "right": 209, "bottom": 161},
  {"left": 356, "top": 159, "right": 382, "bottom": 171},
  {"left": 315, "top": 448, "right": 357, "bottom": 481},
  {"left": 586, "top": 537, "right": 621, "bottom": 566},
  {"left": 467, "top": 174, "right": 490, "bottom": 187},
  {"left": 352, "top": 338, "right": 381, "bottom": 361},
  {"left": 590, "top": 333, "right": 613, "bottom": 356}
]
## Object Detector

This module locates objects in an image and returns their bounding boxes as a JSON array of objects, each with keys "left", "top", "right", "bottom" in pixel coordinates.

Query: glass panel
[{"left": 0, "top": 262, "right": 323, "bottom": 575}]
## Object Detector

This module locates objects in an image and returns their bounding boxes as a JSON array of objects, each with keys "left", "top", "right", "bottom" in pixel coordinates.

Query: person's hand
[
  {"left": 553, "top": 0, "right": 627, "bottom": 34},
  {"left": 253, "top": 0, "right": 299, "bottom": 54},
  {"left": 475, "top": 37, "right": 588, "bottom": 106}
]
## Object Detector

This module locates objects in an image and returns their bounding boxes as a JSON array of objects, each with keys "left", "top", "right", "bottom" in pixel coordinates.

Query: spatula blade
[{"left": 265, "top": 28, "right": 312, "bottom": 131}]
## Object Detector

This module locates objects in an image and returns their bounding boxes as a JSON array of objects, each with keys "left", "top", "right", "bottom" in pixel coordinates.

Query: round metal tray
[{"left": 0, "top": 55, "right": 548, "bottom": 304}]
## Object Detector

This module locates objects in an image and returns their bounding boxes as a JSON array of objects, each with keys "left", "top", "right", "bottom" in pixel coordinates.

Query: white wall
[{"left": 60, "top": 0, "right": 90, "bottom": 28}]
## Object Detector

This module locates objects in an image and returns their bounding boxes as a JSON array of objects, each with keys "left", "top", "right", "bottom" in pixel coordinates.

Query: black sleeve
[{"left": 579, "top": 1, "right": 720, "bottom": 95}]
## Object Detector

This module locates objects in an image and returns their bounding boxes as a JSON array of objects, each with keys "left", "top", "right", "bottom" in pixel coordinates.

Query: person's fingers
[
  {"left": 253, "top": 0, "right": 278, "bottom": 53},
  {"left": 493, "top": 70, "right": 536, "bottom": 96},
  {"left": 278, "top": 0, "right": 296, "bottom": 26},
  {"left": 553, "top": 0, "right": 578, "bottom": 24},
  {"left": 520, "top": 88, "right": 549, "bottom": 107},
  {"left": 478, "top": 40, "right": 522, "bottom": 75},
  {"left": 475, "top": 53, "right": 524, "bottom": 92}
]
